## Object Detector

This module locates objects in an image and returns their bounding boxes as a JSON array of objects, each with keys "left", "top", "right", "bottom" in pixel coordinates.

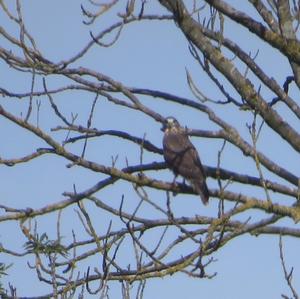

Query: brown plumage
[{"left": 161, "top": 117, "right": 209, "bottom": 205}]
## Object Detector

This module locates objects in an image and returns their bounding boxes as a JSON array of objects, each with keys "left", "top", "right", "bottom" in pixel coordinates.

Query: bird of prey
[{"left": 161, "top": 116, "right": 209, "bottom": 205}]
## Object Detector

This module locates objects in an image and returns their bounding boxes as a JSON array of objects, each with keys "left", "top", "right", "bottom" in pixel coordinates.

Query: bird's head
[{"left": 161, "top": 117, "right": 180, "bottom": 132}]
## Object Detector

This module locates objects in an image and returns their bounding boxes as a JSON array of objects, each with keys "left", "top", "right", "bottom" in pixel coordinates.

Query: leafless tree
[{"left": 1, "top": 0, "right": 300, "bottom": 298}]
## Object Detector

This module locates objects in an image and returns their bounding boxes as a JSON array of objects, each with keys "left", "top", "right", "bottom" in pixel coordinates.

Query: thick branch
[
  {"left": 158, "top": 0, "right": 300, "bottom": 153},
  {"left": 205, "top": 0, "right": 300, "bottom": 65}
]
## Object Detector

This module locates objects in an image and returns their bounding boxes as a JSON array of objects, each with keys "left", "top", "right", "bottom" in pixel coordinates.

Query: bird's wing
[
  {"left": 163, "top": 130, "right": 209, "bottom": 204},
  {"left": 163, "top": 131, "right": 205, "bottom": 176}
]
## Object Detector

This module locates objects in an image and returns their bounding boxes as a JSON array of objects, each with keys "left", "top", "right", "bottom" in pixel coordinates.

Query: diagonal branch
[{"left": 158, "top": 0, "right": 300, "bottom": 154}]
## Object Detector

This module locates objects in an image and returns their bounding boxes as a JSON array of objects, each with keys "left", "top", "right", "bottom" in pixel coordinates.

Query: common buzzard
[{"left": 161, "top": 117, "right": 209, "bottom": 205}]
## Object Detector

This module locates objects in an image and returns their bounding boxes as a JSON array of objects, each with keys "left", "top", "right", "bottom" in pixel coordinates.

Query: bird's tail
[{"left": 190, "top": 179, "right": 209, "bottom": 205}]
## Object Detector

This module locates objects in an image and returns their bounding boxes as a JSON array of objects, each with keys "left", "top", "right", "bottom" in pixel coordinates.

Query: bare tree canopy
[{"left": 1, "top": 0, "right": 300, "bottom": 298}]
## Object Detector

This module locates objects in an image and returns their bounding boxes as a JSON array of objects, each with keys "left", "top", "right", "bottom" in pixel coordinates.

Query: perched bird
[{"left": 161, "top": 117, "right": 209, "bottom": 205}]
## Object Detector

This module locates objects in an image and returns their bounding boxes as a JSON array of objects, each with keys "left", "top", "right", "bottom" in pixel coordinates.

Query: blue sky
[{"left": 1, "top": 1, "right": 300, "bottom": 298}]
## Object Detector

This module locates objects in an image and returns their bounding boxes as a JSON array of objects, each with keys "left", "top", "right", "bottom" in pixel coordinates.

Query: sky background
[{"left": 1, "top": 0, "right": 300, "bottom": 298}]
